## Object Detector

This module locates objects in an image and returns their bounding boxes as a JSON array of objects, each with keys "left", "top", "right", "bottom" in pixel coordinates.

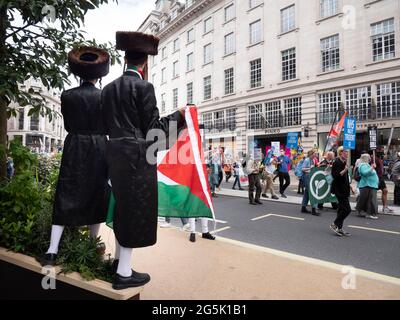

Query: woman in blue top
[{"left": 355, "top": 153, "right": 379, "bottom": 219}]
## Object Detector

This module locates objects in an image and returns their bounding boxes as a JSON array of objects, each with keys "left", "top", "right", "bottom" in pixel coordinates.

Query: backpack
[
  {"left": 295, "top": 159, "right": 304, "bottom": 178},
  {"left": 354, "top": 166, "right": 361, "bottom": 182}
]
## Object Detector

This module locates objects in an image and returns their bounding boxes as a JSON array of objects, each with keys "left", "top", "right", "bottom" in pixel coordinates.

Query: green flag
[{"left": 308, "top": 167, "right": 337, "bottom": 206}]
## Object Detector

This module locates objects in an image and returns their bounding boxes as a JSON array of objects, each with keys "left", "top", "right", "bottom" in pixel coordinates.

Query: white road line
[
  {"left": 210, "top": 226, "right": 231, "bottom": 234},
  {"left": 348, "top": 225, "right": 400, "bottom": 235},
  {"left": 215, "top": 219, "right": 227, "bottom": 224},
  {"left": 215, "top": 236, "right": 400, "bottom": 286},
  {"left": 251, "top": 214, "right": 305, "bottom": 221}
]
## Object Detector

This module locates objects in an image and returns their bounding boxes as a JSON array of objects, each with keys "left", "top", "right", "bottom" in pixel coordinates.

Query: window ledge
[
  {"left": 247, "top": 41, "right": 264, "bottom": 49},
  {"left": 222, "top": 52, "right": 236, "bottom": 59},
  {"left": 277, "top": 28, "right": 299, "bottom": 38},
  {"left": 364, "top": 0, "right": 383, "bottom": 8},
  {"left": 222, "top": 17, "right": 236, "bottom": 26},
  {"left": 172, "top": 75, "right": 180, "bottom": 80},
  {"left": 247, "top": 85, "right": 264, "bottom": 92},
  {"left": 366, "top": 56, "right": 400, "bottom": 66},
  {"left": 202, "top": 99, "right": 213, "bottom": 103},
  {"left": 186, "top": 40, "right": 195, "bottom": 46},
  {"left": 172, "top": 49, "right": 180, "bottom": 54},
  {"left": 317, "top": 68, "right": 345, "bottom": 76},
  {"left": 161, "top": 57, "right": 167, "bottom": 62},
  {"left": 161, "top": 82, "right": 167, "bottom": 86},
  {"left": 278, "top": 78, "right": 300, "bottom": 85},
  {"left": 315, "top": 12, "right": 343, "bottom": 25},
  {"left": 247, "top": 3, "right": 264, "bottom": 13},
  {"left": 203, "top": 30, "right": 213, "bottom": 37},
  {"left": 222, "top": 93, "right": 236, "bottom": 98},
  {"left": 202, "top": 62, "right": 214, "bottom": 68},
  {"left": 186, "top": 69, "right": 195, "bottom": 74}
]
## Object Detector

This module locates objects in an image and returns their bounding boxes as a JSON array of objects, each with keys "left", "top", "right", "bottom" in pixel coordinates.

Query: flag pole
[{"left": 323, "top": 107, "right": 341, "bottom": 154}]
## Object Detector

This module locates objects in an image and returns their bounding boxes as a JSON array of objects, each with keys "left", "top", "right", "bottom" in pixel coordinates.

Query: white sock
[
  {"left": 114, "top": 239, "right": 121, "bottom": 260},
  {"left": 201, "top": 219, "right": 209, "bottom": 233},
  {"left": 46, "top": 225, "right": 65, "bottom": 254},
  {"left": 88, "top": 224, "right": 101, "bottom": 239},
  {"left": 117, "top": 246, "right": 133, "bottom": 277},
  {"left": 189, "top": 218, "right": 196, "bottom": 233}
]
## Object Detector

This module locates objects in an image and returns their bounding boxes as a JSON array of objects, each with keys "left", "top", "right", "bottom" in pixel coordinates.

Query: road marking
[
  {"left": 216, "top": 236, "right": 400, "bottom": 286},
  {"left": 210, "top": 226, "right": 231, "bottom": 234},
  {"left": 348, "top": 225, "right": 400, "bottom": 235},
  {"left": 215, "top": 219, "right": 227, "bottom": 224},
  {"left": 251, "top": 214, "right": 305, "bottom": 221}
]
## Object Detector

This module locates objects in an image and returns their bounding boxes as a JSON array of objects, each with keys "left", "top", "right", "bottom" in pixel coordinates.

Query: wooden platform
[{"left": 0, "top": 247, "right": 143, "bottom": 300}]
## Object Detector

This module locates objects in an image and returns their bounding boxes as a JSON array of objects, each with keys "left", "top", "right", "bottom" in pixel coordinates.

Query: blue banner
[
  {"left": 286, "top": 132, "right": 299, "bottom": 149},
  {"left": 343, "top": 118, "right": 356, "bottom": 150}
]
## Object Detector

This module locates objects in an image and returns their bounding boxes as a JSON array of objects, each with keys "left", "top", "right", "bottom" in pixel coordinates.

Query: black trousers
[
  {"left": 217, "top": 171, "right": 223, "bottom": 188},
  {"left": 248, "top": 174, "right": 262, "bottom": 203},
  {"left": 334, "top": 195, "right": 351, "bottom": 229},
  {"left": 279, "top": 172, "right": 290, "bottom": 194}
]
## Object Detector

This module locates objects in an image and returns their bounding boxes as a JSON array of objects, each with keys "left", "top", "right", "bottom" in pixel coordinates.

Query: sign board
[
  {"left": 286, "top": 132, "right": 299, "bottom": 149},
  {"left": 368, "top": 126, "right": 378, "bottom": 150},
  {"left": 309, "top": 167, "right": 338, "bottom": 206},
  {"left": 271, "top": 142, "right": 280, "bottom": 156},
  {"left": 253, "top": 148, "right": 262, "bottom": 161},
  {"left": 343, "top": 118, "right": 356, "bottom": 150}
]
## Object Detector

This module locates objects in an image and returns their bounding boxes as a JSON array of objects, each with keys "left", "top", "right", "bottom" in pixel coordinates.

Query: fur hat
[
  {"left": 68, "top": 46, "right": 110, "bottom": 79},
  {"left": 116, "top": 31, "right": 159, "bottom": 55}
]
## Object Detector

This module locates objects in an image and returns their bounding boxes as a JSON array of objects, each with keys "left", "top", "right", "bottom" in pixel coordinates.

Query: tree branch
[{"left": 6, "top": 22, "right": 35, "bottom": 39}]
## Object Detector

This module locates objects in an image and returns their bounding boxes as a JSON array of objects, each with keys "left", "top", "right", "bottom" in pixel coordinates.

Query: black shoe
[
  {"left": 255, "top": 200, "right": 263, "bottom": 205},
  {"left": 301, "top": 207, "right": 311, "bottom": 214},
  {"left": 280, "top": 194, "right": 287, "bottom": 198},
  {"left": 112, "top": 269, "right": 151, "bottom": 290},
  {"left": 37, "top": 253, "right": 57, "bottom": 267},
  {"left": 212, "top": 193, "right": 218, "bottom": 198},
  {"left": 312, "top": 208, "right": 320, "bottom": 216},
  {"left": 239, "top": 188, "right": 245, "bottom": 191},
  {"left": 249, "top": 201, "right": 257, "bottom": 205},
  {"left": 189, "top": 233, "right": 196, "bottom": 242},
  {"left": 318, "top": 204, "right": 324, "bottom": 210},
  {"left": 202, "top": 232, "right": 215, "bottom": 240},
  {"left": 112, "top": 259, "right": 119, "bottom": 273},
  {"left": 272, "top": 195, "right": 279, "bottom": 200},
  {"left": 232, "top": 187, "right": 236, "bottom": 190},
  {"left": 330, "top": 223, "right": 342, "bottom": 237},
  {"left": 262, "top": 194, "right": 268, "bottom": 198},
  {"left": 338, "top": 229, "right": 351, "bottom": 236}
]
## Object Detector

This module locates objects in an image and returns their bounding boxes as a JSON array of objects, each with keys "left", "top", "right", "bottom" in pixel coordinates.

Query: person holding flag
[{"left": 102, "top": 32, "right": 186, "bottom": 289}]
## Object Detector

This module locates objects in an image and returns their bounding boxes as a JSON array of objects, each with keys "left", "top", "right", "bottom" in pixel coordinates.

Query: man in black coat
[
  {"left": 330, "top": 147, "right": 352, "bottom": 236},
  {"left": 102, "top": 32, "right": 185, "bottom": 289},
  {"left": 39, "top": 47, "right": 110, "bottom": 266}
]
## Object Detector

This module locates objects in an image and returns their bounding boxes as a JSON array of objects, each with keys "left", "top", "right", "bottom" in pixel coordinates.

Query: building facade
[
  {"left": 139, "top": 0, "right": 400, "bottom": 160},
  {"left": 7, "top": 78, "right": 67, "bottom": 153}
]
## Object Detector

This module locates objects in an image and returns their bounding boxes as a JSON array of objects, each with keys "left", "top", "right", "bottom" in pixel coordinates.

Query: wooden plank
[{"left": 0, "top": 247, "right": 143, "bottom": 300}]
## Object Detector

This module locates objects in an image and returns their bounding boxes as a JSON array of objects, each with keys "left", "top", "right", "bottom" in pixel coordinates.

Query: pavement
[{"left": 99, "top": 225, "right": 400, "bottom": 300}]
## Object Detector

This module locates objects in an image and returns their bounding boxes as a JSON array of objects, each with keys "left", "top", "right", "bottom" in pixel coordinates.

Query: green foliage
[{"left": 8, "top": 139, "right": 38, "bottom": 173}]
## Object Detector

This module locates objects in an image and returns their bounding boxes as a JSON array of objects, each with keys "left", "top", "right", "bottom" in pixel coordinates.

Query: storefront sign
[
  {"left": 368, "top": 126, "right": 378, "bottom": 150},
  {"left": 265, "top": 129, "right": 281, "bottom": 134},
  {"left": 286, "top": 132, "right": 299, "bottom": 149},
  {"left": 253, "top": 148, "right": 262, "bottom": 160},
  {"left": 343, "top": 118, "right": 356, "bottom": 150}
]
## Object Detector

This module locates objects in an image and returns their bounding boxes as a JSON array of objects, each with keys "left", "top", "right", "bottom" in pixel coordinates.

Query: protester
[
  {"left": 188, "top": 218, "right": 215, "bottom": 242},
  {"left": 330, "top": 147, "right": 351, "bottom": 236},
  {"left": 300, "top": 150, "right": 319, "bottom": 215},
  {"left": 392, "top": 152, "right": 400, "bottom": 205},
  {"left": 246, "top": 154, "right": 262, "bottom": 205},
  {"left": 276, "top": 149, "right": 291, "bottom": 198},
  {"left": 356, "top": 153, "right": 379, "bottom": 219},
  {"left": 262, "top": 158, "right": 279, "bottom": 199},
  {"left": 6, "top": 156, "right": 14, "bottom": 180},
  {"left": 317, "top": 151, "right": 338, "bottom": 210},
  {"left": 295, "top": 157, "right": 305, "bottom": 195},
  {"left": 224, "top": 162, "right": 233, "bottom": 182},
  {"left": 232, "top": 161, "right": 244, "bottom": 190},
  {"left": 371, "top": 150, "right": 394, "bottom": 214}
]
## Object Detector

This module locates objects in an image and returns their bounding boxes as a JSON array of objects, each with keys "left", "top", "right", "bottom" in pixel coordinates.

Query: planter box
[{"left": 0, "top": 247, "right": 142, "bottom": 300}]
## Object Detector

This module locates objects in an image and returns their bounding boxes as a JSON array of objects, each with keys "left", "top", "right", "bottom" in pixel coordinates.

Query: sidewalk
[
  {"left": 219, "top": 175, "right": 400, "bottom": 216},
  {"left": 100, "top": 226, "right": 400, "bottom": 300}
]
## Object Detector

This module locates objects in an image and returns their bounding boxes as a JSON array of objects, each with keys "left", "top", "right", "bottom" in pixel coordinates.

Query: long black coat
[
  {"left": 102, "top": 71, "right": 184, "bottom": 248},
  {"left": 53, "top": 82, "right": 109, "bottom": 226},
  {"left": 331, "top": 158, "right": 350, "bottom": 197}
]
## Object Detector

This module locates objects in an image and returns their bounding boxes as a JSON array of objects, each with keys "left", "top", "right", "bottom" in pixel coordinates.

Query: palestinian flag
[{"left": 157, "top": 105, "right": 215, "bottom": 219}]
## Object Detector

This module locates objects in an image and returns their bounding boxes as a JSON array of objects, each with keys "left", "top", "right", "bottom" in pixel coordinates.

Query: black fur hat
[
  {"left": 68, "top": 46, "right": 110, "bottom": 79},
  {"left": 116, "top": 31, "right": 159, "bottom": 55}
]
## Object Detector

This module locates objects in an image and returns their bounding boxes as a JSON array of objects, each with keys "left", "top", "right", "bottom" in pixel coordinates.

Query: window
[
  {"left": 248, "top": 104, "right": 263, "bottom": 130},
  {"left": 214, "top": 111, "right": 225, "bottom": 131},
  {"left": 282, "top": 48, "right": 296, "bottom": 81},
  {"left": 171, "top": 9, "right": 178, "bottom": 20},
  {"left": 224, "top": 4, "right": 235, "bottom": 22},
  {"left": 203, "top": 113, "right": 213, "bottom": 130},
  {"left": 377, "top": 82, "right": 400, "bottom": 119},
  {"left": 249, "top": 0, "right": 259, "bottom": 9},
  {"left": 186, "top": 52, "right": 194, "bottom": 71},
  {"left": 152, "top": 74, "right": 156, "bottom": 84},
  {"left": 161, "top": 93, "right": 166, "bottom": 113},
  {"left": 173, "top": 38, "right": 180, "bottom": 52},
  {"left": 173, "top": 61, "right": 179, "bottom": 78},
  {"left": 161, "top": 68, "right": 166, "bottom": 83},
  {"left": 265, "top": 101, "right": 282, "bottom": 128},
  {"left": 318, "top": 91, "right": 341, "bottom": 124},
  {"left": 162, "top": 46, "right": 167, "bottom": 59},
  {"left": 226, "top": 109, "right": 236, "bottom": 130},
  {"left": 224, "top": 32, "right": 235, "bottom": 55},
  {"left": 203, "top": 43, "right": 212, "bottom": 64},
  {"left": 186, "top": 0, "right": 193, "bottom": 8},
  {"left": 371, "top": 18, "right": 395, "bottom": 62},
  {"left": 224, "top": 68, "right": 234, "bottom": 95},
  {"left": 203, "top": 76, "right": 212, "bottom": 100},
  {"left": 204, "top": 17, "right": 213, "bottom": 34},
  {"left": 320, "top": 0, "right": 338, "bottom": 19},
  {"left": 18, "top": 108, "right": 24, "bottom": 130},
  {"left": 187, "top": 82, "right": 194, "bottom": 104},
  {"left": 345, "top": 87, "right": 372, "bottom": 121},
  {"left": 173, "top": 88, "right": 178, "bottom": 109},
  {"left": 30, "top": 114, "right": 39, "bottom": 131},
  {"left": 249, "top": 20, "right": 262, "bottom": 45},
  {"left": 187, "top": 28, "right": 195, "bottom": 43},
  {"left": 321, "top": 34, "right": 340, "bottom": 72},
  {"left": 281, "top": 5, "right": 295, "bottom": 33},
  {"left": 250, "top": 58, "right": 262, "bottom": 88},
  {"left": 284, "top": 97, "right": 301, "bottom": 127}
]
